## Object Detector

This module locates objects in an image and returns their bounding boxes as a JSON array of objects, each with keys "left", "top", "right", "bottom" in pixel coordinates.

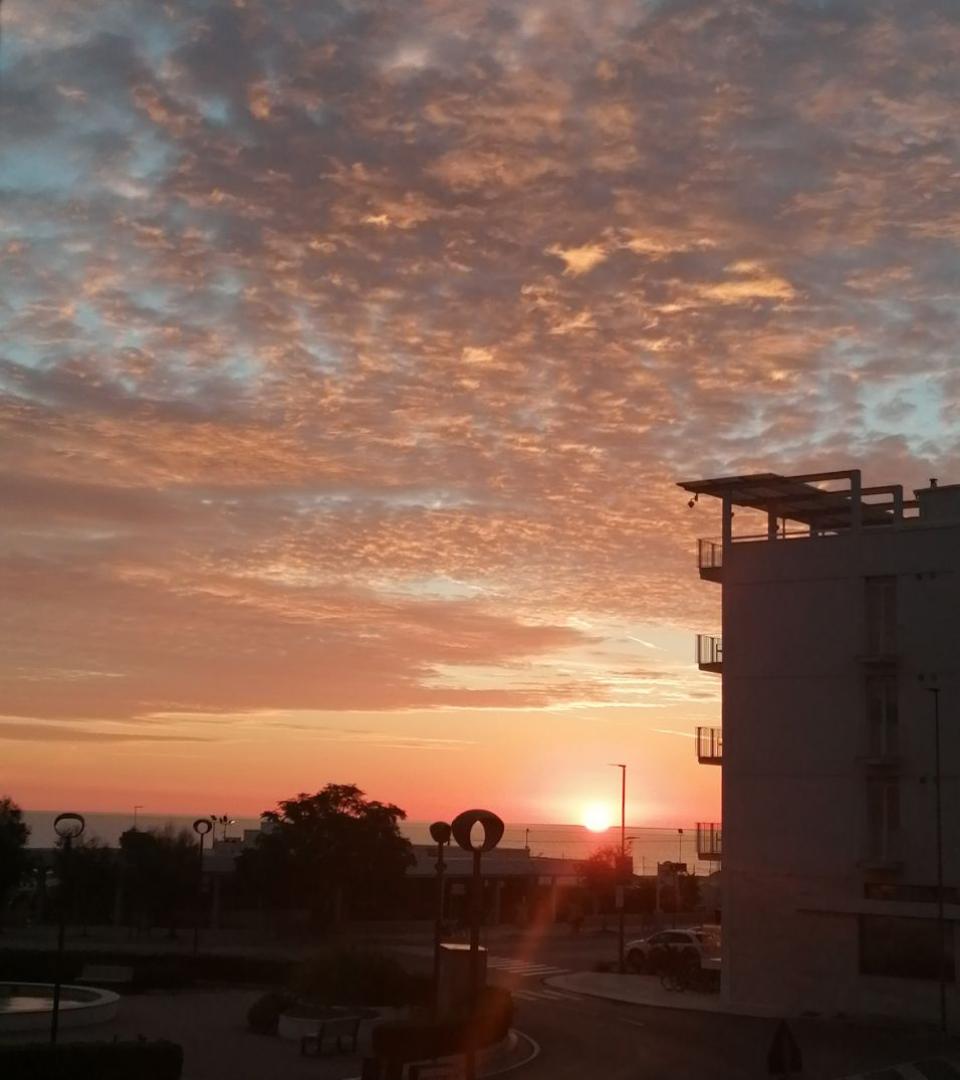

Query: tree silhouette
[
  {"left": 0, "top": 797, "right": 31, "bottom": 930},
  {"left": 236, "top": 784, "right": 413, "bottom": 926},
  {"left": 55, "top": 836, "right": 119, "bottom": 934},
  {"left": 119, "top": 825, "right": 196, "bottom": 935}
]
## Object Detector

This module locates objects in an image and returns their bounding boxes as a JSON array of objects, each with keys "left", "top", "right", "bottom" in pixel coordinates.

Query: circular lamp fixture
[
  {"left": 53, "top": 813, "right": 85, "bottom": 841},
  {"left": 429, "top": 821, "right": 452, "bottom": 845},
  {"left": 192, "top": 818, "right": 213, "bottom": 836}
]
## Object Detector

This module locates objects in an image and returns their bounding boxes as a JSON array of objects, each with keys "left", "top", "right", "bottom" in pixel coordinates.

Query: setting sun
[{"left": 581, "top": 804, "right": 612, "bottom": 833}]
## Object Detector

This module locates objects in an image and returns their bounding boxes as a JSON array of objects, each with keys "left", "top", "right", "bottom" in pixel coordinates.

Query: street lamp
[
  {"left": 192, "top": 818, "right": 213, "bottom": 957},
  {"left": 609, "top": 764, "right": 627, "bottom": 974},
  {"left": 51, "top": 812, "right": 85, "bottom": 1045},
  {"left": 428, "top": 821, "right": 451, "bottom": 1011}
]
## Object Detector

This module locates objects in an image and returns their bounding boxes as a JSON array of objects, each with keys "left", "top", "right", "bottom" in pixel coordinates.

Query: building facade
[{"left": 679, "top": 470, "right": 960, "bottom": 1027}]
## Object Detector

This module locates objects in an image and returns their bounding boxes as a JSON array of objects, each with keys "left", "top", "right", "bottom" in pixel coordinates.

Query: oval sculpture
[{"left": 451, "top": 809, "right": 505, "bottom": 853}]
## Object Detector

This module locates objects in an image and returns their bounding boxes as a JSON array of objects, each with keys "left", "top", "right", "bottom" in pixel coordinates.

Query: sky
[{"left": 2, "top": 0, "right": 959, "bottom": 826}]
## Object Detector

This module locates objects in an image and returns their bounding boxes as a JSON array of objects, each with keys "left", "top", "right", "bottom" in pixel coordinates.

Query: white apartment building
[{"left": 678, "top": 469, "right": 960, "bottom": 1027}]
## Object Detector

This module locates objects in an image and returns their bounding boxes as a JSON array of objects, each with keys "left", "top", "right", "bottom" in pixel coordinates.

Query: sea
[{"left": 22, "top": 811, "right": 714, "bottom": 876}]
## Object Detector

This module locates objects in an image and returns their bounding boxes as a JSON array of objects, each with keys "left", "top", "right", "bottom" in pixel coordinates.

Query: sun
[{"left": 582, "top": 803, "right": 612, "bottom": 833}]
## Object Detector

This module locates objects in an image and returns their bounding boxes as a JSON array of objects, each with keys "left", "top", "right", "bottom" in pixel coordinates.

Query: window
[
  {"left": 860, "top": 916, "right": 955, "bottom": 980},
  {"left": 866, "top": 675, "right": 899, "bottom": 757},
  {"left": 865, "top": 576, "right": 897, "bottom": 656},
  {"left": 866, "top": 776, "right": 900, "bottom": 861}
]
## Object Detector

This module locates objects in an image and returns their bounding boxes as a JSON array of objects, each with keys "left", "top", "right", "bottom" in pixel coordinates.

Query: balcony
[
  {"left": 696, "top": 822, "right": 723, "bottom": 861},
  {"left": 697, "top": 538, "right": 723, "bottom": 582},
  {"left": 696, "top": 726, "right": 723, "bottom": 765},
  {"left": 696, "top": 634, "right": 723, "bottom": 673}
]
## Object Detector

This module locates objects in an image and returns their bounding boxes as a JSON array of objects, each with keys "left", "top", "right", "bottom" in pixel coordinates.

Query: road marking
[
  {"left": 486, "top": 956, "right": 569, "bottom": 977},
  {"left": 512, "top": 988, "right": 584, "bottom": 1003}
]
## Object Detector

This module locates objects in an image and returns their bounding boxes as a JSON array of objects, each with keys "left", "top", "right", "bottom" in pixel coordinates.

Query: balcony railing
[
  {"left": 696, "top": 726, "right": 723, "bottom": 765},
  {"left": 696, "top": 822, "right": 723, "bottom": 861},
  {"left": 697, "top": 538, "right": 723, "bottom": 582},
  {"left": 696, "top": 634, "right": 723, "bottom": 672}
]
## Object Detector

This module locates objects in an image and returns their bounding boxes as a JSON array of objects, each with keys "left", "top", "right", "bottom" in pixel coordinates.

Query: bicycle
[{"left": 659, "top": 952, "right": 713, "bottom": 993}]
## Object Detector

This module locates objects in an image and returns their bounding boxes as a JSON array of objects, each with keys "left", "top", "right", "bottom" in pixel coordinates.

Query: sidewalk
[{"left": 544, "top": 971, "right": 779, "bottom": 1017}]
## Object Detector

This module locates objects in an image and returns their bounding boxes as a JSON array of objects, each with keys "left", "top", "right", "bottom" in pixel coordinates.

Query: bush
[
  {"left": 0, "top": 949, "right": 294, "bottom": 992},
  {"left": 292, "top": 948, "right": 417, "bottom": 1006},
  {"left": 246, "top": 990, "right": 298, "bottom": 1035},
  {"left": 372, "top": 987, "right": 513, "bottom": 1063},
  {"left": 0, "top": 1039, "right": 182, "bottom": 1080}
]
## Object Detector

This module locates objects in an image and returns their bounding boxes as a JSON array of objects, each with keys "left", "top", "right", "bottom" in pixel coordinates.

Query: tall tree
[
  {"left": 236, "top": 784, "right": 413, "bottom": 925},
  {"left": 55, "top": 836, "right": 119, "bottom": 933},
  {"left": 0, "top": 797, "right": 31, "bottom": 929},
  {"left": 579, "top": 844, "right": 631, "bottom": 921},
  {"left": 119, "top": 825, "right": 197, "bottom": 935}
]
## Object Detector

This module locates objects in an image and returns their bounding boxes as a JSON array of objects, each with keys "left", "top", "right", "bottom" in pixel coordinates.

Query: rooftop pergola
[{"left": 677, "top": 469, "right": 915, "bottom": 542}]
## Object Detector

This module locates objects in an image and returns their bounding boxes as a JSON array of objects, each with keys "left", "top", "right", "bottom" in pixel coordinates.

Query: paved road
[
  {"left": 497, "top": 976, "right": 959, "bottom": 1080},
  {"left": 474, "top": 939, "right": 959, "bottom": 1080}
]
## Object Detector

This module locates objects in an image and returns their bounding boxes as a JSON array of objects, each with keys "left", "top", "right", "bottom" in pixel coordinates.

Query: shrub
[
  {"left": 0, "top": 1039, "right": 182, "bottom": 1080},
  {"left": 0, "top": 949, "right": 294, "bottom": 992},
  {"left": 247, "top": 990, "right": 298, "bottom": 1035},
  {"left": 372, "top": 986, "right": 513, "bottom": 1063},
  {"left": 292, "top": 948, "right": 414, "bottom": 1006}
]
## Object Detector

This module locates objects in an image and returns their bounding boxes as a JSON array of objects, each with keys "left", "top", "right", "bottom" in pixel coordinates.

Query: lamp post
[
  {"left": 673, "top": 828, "right": 685, "bottom": 929},
  {"left": 610, "top": 763, "right": 627, "bottom": 973},
  {"left": 451, "top": 809, "right": 504, "bottom": 1080},
  {"left": 133, "top": 805, "right": 143, "bottom": 830},
  {"left": 192, "top": 818, "right": 213, "bottom": 957},
  {"left": 51, "top": 812, "right": 85, "bottom": 1045},
  {"left": 428, "top": 820, "right": 451, "bottom": 1012},
  {"left": 928, "top": 688, "right": 947, "bottom": 1034}
]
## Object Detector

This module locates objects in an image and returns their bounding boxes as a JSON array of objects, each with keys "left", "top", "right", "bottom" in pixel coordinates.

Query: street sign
[{"left": 767, "top": 1019, "right": 802, "bottom": 1076}]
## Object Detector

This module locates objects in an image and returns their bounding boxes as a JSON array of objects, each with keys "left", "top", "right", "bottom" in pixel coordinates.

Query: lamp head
[
  {"left": 429, "top": 821, "right": 451, "bottom": 845},
  {"left": 54, "top": 812, "right": 85, "bottom": 841}
]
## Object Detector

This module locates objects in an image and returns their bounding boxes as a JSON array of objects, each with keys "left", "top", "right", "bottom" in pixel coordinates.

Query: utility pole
[
  {"left": 610, "top": 763, "right": 627, "bottom": 973},
  {"left": 929, "top": 687, "right": 947, "bottom": 1034}
]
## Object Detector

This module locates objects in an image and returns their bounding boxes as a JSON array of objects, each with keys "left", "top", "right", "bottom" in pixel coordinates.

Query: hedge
[
  {"left": 0, "top": 949, "right": 293, "bottom": 991},
  {"left": 371, "top": 987, "right": 512, "bottom": 1063},
  {"left": 0, "top": 1040, "right": 183, "bottom": 1080},
  {"left": 292, "top": 948, "right": 429, "bottom": 1006}
]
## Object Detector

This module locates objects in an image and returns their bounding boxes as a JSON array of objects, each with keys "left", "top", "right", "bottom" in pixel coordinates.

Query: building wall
[{"left": 720, "top": 521, "right": 960, "bottom": 1023}]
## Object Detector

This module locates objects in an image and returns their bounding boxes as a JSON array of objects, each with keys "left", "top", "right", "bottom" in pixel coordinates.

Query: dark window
[
  {"left": 865, "top": 576, "right": 897, "bottom": 655},
  {"left": 866, "top": 674, "right": 898, "bottom": 757},
  {"left": 860, "top": 916, "right": 955, "bottom": 980},
  {"left": 866, "top": 776, "right": 900, "bottom": 861}
]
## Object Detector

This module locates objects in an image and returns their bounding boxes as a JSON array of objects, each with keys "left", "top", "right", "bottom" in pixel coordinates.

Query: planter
[{"left": 278, "top": 1005, "right": 402, "bottom": 1051}]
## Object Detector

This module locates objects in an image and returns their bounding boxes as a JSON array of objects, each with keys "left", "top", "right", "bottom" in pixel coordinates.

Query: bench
[
  {"left": 299, "top": 1015, "right": 362, "bottom": 1057},
  {"left": 77, "top": 965, "right": 135, "bottom": 989}
]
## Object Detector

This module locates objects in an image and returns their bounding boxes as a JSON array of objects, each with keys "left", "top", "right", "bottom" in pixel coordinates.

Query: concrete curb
[
  {"left": 543, "top": 973, "right": 779, "bottom": 1019},
  {"left": 481, "top": 1029, "right": 540, "bottom": 1076}
]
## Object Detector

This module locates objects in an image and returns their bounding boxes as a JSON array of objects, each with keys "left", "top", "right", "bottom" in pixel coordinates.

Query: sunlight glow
[{"left": 582, "top": 803, "right": 612, "bottom": 833}]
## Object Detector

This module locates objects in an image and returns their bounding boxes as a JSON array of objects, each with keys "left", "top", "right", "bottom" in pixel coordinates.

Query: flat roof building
[{"left": 678, "top": 468, "right": 960, "bottom": 1027}]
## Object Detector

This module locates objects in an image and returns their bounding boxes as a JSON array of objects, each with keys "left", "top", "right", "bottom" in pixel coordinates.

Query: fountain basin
[{"left": 0, "top": 983, "right": 120, "bottom": 1034}]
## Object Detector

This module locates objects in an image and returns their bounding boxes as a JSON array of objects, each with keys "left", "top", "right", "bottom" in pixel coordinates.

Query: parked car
[{"left": 625, "top": 928, "right": 720, "bottom": 974}]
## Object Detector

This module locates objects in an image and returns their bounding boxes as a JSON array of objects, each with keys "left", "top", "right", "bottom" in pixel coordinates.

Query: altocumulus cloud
[{"left": 2, "top": 0, "right": 959, "bottom": 738}]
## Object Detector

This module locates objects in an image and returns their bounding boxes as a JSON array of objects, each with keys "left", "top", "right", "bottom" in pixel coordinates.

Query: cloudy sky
[{"left": 2, "top": 0, "right": 957, "bottom": 824}]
